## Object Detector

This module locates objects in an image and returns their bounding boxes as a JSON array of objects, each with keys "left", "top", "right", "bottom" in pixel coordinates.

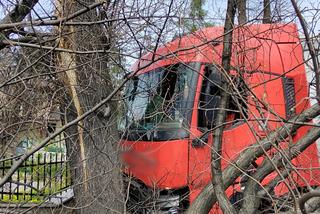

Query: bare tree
[
  {"left": 0, "top": 0, "right": 124, "bottom": 212},
  {"left": 55, "top": 0, "right": 124, "bottom": 212}
]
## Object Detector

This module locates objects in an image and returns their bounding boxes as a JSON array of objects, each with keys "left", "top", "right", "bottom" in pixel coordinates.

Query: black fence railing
[{"left": 0, "top": 153, "right": 71, "bottom": 203}]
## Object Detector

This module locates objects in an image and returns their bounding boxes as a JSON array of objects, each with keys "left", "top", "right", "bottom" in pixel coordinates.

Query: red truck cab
[{"left": 120, "top": 24, "right": 320, "bottom": 213}]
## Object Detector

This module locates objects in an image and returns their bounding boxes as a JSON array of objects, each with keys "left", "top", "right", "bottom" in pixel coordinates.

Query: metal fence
[{"left": 0, "top": 153, "right": 71, "bottom": 203}]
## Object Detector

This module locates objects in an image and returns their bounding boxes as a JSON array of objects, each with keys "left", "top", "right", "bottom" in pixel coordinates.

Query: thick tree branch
[
  {"left": 0, "top": 1, "right": 105, "bottom": 31},
  {"left": 240, "top": 126, "right": 320, "bottom": 214},
  {"left": 0, "top": 39, "right": 133, "bottom": 55},
  {"left": 0, "top": 0, "right": 39, "bottom": 27},
  {"left": 211, "top": 0, "right": 237, "bottom": 213},
  {"left": 0, "top": 0, "right": 39, "bottom": 50},
  {"left": 299, "top": 190, "right": 320, "bottom": 214},
  {"left": 0, "top": 15, "right": 185, "bottom": 31},
  {"left": 0, "top": 1, "right": 106, "bottom": 51}
]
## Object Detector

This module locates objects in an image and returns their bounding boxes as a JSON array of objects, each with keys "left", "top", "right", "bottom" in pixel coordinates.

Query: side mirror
[{"left": 192, "top": 132, "right": 209, "bottom": 148}]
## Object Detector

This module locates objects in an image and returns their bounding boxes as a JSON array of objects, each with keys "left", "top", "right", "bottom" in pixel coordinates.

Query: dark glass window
[
  {"left": 198, "top": 66, "right": 221, "bottom": 129},
  {"left": 198, "top": 65, "right": 248, "bottom": 130}
]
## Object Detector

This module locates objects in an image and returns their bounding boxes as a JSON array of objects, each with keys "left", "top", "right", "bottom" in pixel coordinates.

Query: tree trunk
[
  {"left": 237, "top": 0, "right": 247, "bottom": 25},
  {"left": 211, "top": 0, "right": 237, "bottom": 213},
  {"left": 56, "top": 0, "right": 123, "bottom": 213},
  {"left": 263, "top": 0, "right": 272, "bottom": 23}
]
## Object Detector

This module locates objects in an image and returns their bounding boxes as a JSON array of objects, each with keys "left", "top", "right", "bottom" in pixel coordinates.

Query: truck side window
[
  {"left": 198, "top": 66, "right": 221, "bottom": 129},
  {"left": 198, "top": 66, "right": 248, "bottom": 130}
]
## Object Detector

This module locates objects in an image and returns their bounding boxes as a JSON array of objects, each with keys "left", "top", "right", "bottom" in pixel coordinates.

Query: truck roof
[{"left": 132, "top": 23, "right": 302, "bottom": 77}]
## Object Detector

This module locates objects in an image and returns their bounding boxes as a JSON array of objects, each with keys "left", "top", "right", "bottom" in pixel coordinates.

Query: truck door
[
  {"left": 188, "top": 64, "right": 221, "bottom": 196},
  {"left": 188, "top": 64, "right": 248, "bottom": 202}
]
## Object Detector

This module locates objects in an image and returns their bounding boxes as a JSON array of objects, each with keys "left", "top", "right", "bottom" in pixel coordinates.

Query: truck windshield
[{"left": 121, "top": 63, "right": 198, "bottom": 131}]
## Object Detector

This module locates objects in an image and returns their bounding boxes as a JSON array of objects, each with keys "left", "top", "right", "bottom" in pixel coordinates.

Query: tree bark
[
  {"left": 211, "top": 0, "right": 237, "bottom": 213},
  {"left": 263, "top": 0, "right": 272, "bottom": 23},
  {"left": 0, "top": 0, "right": 39, "bottom": 49},
  {"left": 237, "top": 0, "right": 247, "bottom": 25},
  {"left": 239, "top": 126, "right": 320, "bottom": 214},
  {"left": 0, "top": 0, "right": 39, "bottom": 28},
  {"left": 57, "top": 0, "right": 123, "bottom": 213}
]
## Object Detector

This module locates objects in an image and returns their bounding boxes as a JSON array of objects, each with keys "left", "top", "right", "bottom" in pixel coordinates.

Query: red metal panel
[{"left": 122, "top": 139, "right": 189, "bottom": 189}]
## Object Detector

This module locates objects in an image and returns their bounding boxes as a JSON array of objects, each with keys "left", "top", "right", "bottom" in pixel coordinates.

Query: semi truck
[{"left": 119, "top": 23, "right": 320, "bottom": 213}]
